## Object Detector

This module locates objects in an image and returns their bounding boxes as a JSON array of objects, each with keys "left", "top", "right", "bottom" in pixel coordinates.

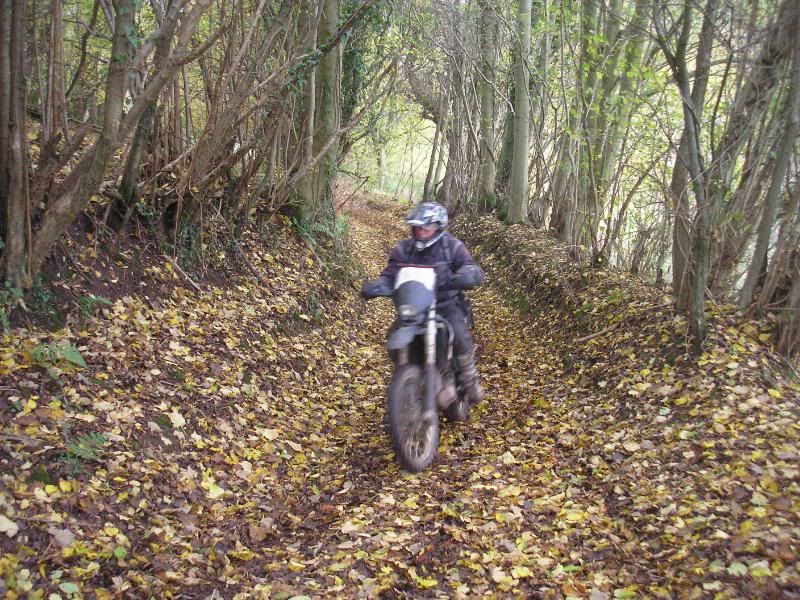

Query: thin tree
[
  {"left": 478, "top": 0, "right": 497, "bottom": 208},
  {"left": 507, "top": 0, "right": 531, "bottom": 224}
]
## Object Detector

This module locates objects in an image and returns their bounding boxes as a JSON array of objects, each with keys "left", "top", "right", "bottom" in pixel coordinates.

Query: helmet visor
[{"left": 412, "top": 225, "right": 439, "bottom": 240}]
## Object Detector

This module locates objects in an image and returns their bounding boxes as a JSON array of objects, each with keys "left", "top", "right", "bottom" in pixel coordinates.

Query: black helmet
[
  {"left": 406, "top": 202, "right": 449, "bottom": 230},
  {"left": 406, "top": 203, "right": 448, "bottom": 250}
]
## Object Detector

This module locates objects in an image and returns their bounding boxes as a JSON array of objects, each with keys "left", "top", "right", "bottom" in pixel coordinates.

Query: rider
[{"left": 362, "top": 202, "right": 485, "bottom": 405}]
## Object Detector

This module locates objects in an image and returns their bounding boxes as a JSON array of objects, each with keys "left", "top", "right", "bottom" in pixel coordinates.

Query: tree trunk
[
  {"left": 111, "top": 102, "right": 156, "bottom": 232},
  {"left": 706, "top": 0, "right": 795, "bottom": 214},
  {"left": 0, "top": 0, "right": 11, "bottom": 241},
  {"left": 378, "top": 145, "right": 386, "bottom": 190},
  {"left": 496, "top": 77, "right": 514, "bottom": 195},
  {"left": 110, "top": 0, "right": 182, "bottom": 232},
  {"left": 478, "top": 0, "right": 497, "bottom": 207},
  {"left": 656, "top": 0, "right": 713, "bottom": 350},
  {"left": 740, "top": 9, "right": 800, "bottom": 307},
  {"left": 507, "top": 0, "right": 531, "bottom": 224},
  {"left": 182, "top": 65, "right": 193, "bottom": 145},
  {"left": 44, "top": 0, "right": 69, "bottom": 145},
  {"left": 527, "top": 5, "right": 551, "bottom": 209},
  {"left": 760, "top": 179, "right": 800, "bottom": 308},
  {"left": 3, "top": 0, "right": 29, "bottom": 287},
  {"left": 574, "top": 0, "right": 599, "bottom": 249},
  {"left": 550, "top": 103, "right": 579, "bottom": 249},
  {"left": 776, "top": 256, "right": 800, "bottom": 357},
  {"left": 423, "top": 93, "right": 446, "bottom": 202},
  {"left": 667, "top": 0, "right": 718, "bottom": 313},
  {"left": 294, "top": 0, "right": 341, "bottom": 223}
]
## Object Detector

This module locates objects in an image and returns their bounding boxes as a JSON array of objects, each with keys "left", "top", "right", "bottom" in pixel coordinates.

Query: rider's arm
[
  {"left": 362, "top": 241, "right": 406, "bottom": 298},
  {"left": 446, "top": 239, "right": 484, "bottom": 290}
]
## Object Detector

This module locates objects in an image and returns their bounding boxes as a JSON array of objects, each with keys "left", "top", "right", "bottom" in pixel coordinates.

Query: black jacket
[{"left": 364, "top": 232, "right": 484, "bottom": 309}]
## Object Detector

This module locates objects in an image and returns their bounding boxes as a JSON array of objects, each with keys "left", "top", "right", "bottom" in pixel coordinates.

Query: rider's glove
[
  {"left": 361, "top": 279, "right": 390, "bottom": 299},
  {"left": 438, "top": 265, "right": 484, "bottom": 291}
]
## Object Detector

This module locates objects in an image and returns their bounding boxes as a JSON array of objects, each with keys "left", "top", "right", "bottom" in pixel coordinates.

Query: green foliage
[
  {"left": 340, "top": 0, "right": 389, "bottom": 125},
  {"left": 32, "top": 341, "right": 87, "bottom": 380},
  {"left": 606, "top": 288, "right": 627, "bottom": 305},
  {"left": 59, "top": 426, "right": 108, "bottom": 475},
  {"left": 134, "top": 199, "right": 157, "bottom": 222},
  {"left": 31, "top": 278, "right": 63, "bottom": 328},
  {"left": 177, "top": 222, "right": 203, "bottom": 268},
  {"left": 0, "top": 282, "right": 24, "bottom": 333},
  {"left": 283, "top": 50, "right": 323, "bottom": 93},
  {"left": 343, "top": 105, "right": 435, "bottom": 199},
  {"left": 291, "top": 215, "right": 364, "bottom": 288},
  {"left": 29, "top": 464, "right": 54, "bottom": 485},
  {"left": 77, "top": 294, "right": 112, "bottom": 326}
]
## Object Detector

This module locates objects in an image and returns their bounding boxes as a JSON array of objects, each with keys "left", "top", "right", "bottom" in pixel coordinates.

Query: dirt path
[{"left": 252, "top": 206, "right": 576, "bottom": 598}]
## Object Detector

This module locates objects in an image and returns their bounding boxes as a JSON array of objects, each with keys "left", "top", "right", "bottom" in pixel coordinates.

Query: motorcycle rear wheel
[{"left": 387, "top": 364, "right": 439, "bottom": 472}]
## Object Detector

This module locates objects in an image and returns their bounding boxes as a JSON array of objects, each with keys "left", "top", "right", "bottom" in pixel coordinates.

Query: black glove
[
  {"left": 361, "top": 279, "right": 391, "bottom": 299},
  {"left": 439, "top": 265, "right": 484, "bottom": 291}
]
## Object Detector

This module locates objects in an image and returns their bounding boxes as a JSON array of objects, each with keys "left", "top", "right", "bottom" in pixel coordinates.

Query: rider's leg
[{"left": 440, "top": 305, "right": 484, "bottom": 405}]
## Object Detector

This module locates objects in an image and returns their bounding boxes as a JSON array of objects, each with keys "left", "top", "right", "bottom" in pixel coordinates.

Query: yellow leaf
[
  {"left": 402, "top": 497, "right": 419, "bottom": 509},
  {"left": 287, "top": 559, "right": 305, "bottom": 572},
  {"left": 168, "top": 411, "right": 186, "bottom": 428},
  {"left": 767, "top": 388, "right": 782, "bottom": 398},
  {"left": 749, "top": 560, "right": 770, "bottom": 577},
  {"left": 261, "top": 428, "right": 280, "bottom": 440},
  {"left": 59, "top": 480, "right": 72, "bottom": 493},
  {"left": 228, "top": 548, "right": 256, "bottom": 561},
  {"left": 207, "top": 483, "right": 225, "bottom": 499},
  {"left": 564, "top": 509, "right": 586, "bottom": 523},
  {"left": 511, "top": 566, "right": 533, "bottom": 579},
  {"left": 499, "top": 485, "right": 522, "bottom": 498},
  {"left": 45, "top": 484, "right": 58, "bottom": 495},
  {"left": 341, "top": 520, "right": 361, "bottom": 533},
  {"left": 623, "top": 441, "right": 640, "bottom": 452}
]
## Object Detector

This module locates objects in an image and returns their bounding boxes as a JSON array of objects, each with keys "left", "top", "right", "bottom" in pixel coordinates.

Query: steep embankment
[{"left": 1, "top": 200, "right": 798, "bottom": 599}]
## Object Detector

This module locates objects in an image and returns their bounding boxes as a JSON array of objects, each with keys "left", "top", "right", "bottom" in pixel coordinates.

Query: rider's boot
[
  {"left": 437, "top": 371, "right": 457, "bottom": 409},
  {"left": 456, "top": 349, "right": 484, "bottom": 405}
]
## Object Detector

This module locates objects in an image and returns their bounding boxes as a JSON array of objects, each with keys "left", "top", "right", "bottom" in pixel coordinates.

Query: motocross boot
[
  {"left": 456, "top": 349, "right": 484, "bottom": 405},
  {"left": 437, "top": 371, "right": 457, "bottom": 409}
]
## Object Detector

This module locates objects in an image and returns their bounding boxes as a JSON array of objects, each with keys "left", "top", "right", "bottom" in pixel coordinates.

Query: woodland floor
[{"left": 1, "top": 200, "right": 799, "bottom": 599}]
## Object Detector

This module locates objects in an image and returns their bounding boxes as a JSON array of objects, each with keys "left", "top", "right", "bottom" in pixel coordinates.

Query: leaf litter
[{"left": 0, "top": 201, "right": 798, "bottom": 599}]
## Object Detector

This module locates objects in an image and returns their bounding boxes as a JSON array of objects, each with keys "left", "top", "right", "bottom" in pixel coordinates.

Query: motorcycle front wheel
[{"left": 387, "top": 364, "right": 440, "bottom": 473}]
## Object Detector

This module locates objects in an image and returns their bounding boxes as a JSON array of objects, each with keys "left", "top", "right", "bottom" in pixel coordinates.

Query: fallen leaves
[
  {"left": 0, "top": 516, "right": 19, "bottom": 538},
  {"left": 1, "top": 206, "right": 798, "bottom": 598}
]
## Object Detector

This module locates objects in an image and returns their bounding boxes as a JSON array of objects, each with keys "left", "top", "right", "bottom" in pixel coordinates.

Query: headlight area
[{"left": 397, "top": 304, "right": 418, "bottom": 318}]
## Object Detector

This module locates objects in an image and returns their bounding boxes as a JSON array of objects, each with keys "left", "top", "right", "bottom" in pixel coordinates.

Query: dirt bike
[{"left": 362, "top": 265, "right": 479, "bottom": 472}]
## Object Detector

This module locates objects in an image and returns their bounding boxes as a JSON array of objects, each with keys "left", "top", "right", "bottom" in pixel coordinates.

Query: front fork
[{"left": 424, "top": 301, "right": 438, "bottom": 417}]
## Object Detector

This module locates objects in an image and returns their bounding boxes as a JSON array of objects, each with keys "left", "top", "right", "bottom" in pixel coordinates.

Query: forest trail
[
  {"left": 1, "top": 202, "right": 798, "bottom": 599},
  {"left": 260, "top": 204, "right": 574, "bottom": 596}
]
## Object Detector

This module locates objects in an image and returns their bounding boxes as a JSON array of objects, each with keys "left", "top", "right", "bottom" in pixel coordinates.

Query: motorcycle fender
[{"left": 386, "top": 325, "right": 420, "bottom": 351}]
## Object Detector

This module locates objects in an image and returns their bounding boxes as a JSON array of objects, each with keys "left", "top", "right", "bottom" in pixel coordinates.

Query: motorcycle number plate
[{"left": 394, "top": 266, "right": 436, "bottom": 291}]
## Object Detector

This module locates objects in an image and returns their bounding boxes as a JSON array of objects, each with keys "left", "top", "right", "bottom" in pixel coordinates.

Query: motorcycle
[{"left": 362, "top": 264, "right": 481, "bottom": 472}]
